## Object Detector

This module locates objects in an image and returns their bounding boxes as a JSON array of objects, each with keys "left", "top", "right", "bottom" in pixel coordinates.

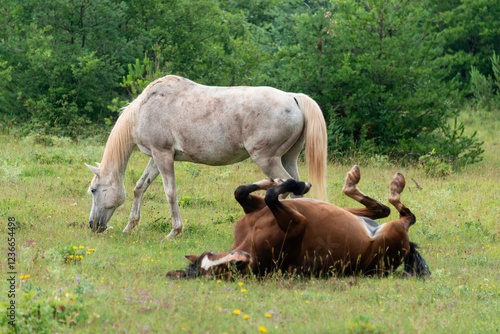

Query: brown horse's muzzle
[{"left": 228, "top": 250, "right": 251, "bottom": 269}]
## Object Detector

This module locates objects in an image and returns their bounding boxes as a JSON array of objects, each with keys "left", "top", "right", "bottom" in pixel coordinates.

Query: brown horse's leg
[
  {"left": 368, "top": 172, "right": 416, "bottom": 273},
  {"left": 234, "top": 178, "right": 285, "bottom": 214},
  {"left": 342, "top": 165, "right": 391, "bottom": 219},
  {"left": 264, "top": 179, "right": 310, "bottom": 239},
  {"left": 388, "top": 173, "right": 415, "bottom": 231}
]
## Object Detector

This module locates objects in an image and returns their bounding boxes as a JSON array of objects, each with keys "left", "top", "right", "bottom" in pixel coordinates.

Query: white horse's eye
[{"left": 91, "top": 188, "right": 97, "bottom": 193}]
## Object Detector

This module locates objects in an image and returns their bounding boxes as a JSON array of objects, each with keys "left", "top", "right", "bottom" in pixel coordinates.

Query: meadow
[{"left": 1, "top": 110, "right": 499, "bottom": 333}]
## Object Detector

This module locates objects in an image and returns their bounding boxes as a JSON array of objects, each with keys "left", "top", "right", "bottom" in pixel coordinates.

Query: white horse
[{"left": 86, "top": 75, "right": 327, "bottom": 238}]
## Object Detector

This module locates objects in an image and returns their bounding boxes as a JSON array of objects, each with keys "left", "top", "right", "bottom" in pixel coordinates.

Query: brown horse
[{"left": 167, "top": 166, "right": 430, "bottom": 278}]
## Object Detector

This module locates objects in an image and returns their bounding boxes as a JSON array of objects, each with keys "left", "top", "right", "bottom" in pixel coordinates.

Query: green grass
[{"left": 1, "top": 110, "right": 499, "bottom": 333}]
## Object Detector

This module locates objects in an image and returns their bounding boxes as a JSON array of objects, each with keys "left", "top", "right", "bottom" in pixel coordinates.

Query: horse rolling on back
[
  {"left": 167, "top": 166, "right": 430, "bottom": 278},
  {"left": 85, "top": 75, "right": 327, "bottom": 238}
]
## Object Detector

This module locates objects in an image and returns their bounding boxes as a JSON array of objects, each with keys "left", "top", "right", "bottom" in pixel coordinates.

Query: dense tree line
[{"left": 1, "top": 0, "right": 496, "bottom": 164}]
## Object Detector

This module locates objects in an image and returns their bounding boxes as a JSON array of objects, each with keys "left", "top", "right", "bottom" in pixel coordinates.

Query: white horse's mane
[
  {"left": 99, "top": 76, "right": 181, "bottom": 171},
  {"left": 100, "top": 106, "right": 134, "bottom": 171}
]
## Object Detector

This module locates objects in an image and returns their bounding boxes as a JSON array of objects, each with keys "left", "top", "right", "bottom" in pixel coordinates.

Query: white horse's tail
[{"left": 294, "top": 94, "right": 328, "bottom": 202}]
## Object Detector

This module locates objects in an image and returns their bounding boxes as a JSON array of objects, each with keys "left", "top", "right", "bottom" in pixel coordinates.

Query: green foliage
[
  {"left": 60, "top": 245, "right": 96, "bottom": 264},
  {"left": 0, "top": 285, "right": 91, "bottom": 333},
  {"left": 401, "top": 116, "right": 484, "bottom": 170},
  {"left": 118, "top": 0, "right": 264, "bottom": 87},
  {"left": 106, "top": 46, "right": 168, "bottom": 119},
  {"left": 0, "top": 60, "right": 12, "bottom": 118},
  {"left": 438, "top": 117, "right": 484, "bottom": 166},
  {"left": 470, "top": 52, "right": 500, "bottom": 111},
  {"left": 419, "top": 149, "right": 453, "bottom": 177},
  {"left": 348, "top": 314, "right": 381, "bottom": 334},
  {"left": 178, "top": 195, "right": 213, "bottom": 208},
  {"left": 470, "top": 66, "right": 495, "bottom": 108},
  {"left": 0, "top": 159, "right": 24, "bottom": 183},
  {"left": 436, "top": 0, "right": 500, "bottom": 84},
  {"left": 0, "top": 0, "right": 130, "bottom": 137},
  {"left": 0, "top": 0, "right": 492, "bottom": 163},
  {"left": 0, "top": 120, "right": 499, "bottom": 332},
  {"left": 260, "top": 0, "right": 463, "bottom": 158}
]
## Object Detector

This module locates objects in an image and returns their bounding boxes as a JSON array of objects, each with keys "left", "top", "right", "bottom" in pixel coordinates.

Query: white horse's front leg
[
  {"left": 123, "top": 158, "right": 160, "bottom": 233},
  {"left": 151, "top": 149, "right": 183, "bottom": 238}
]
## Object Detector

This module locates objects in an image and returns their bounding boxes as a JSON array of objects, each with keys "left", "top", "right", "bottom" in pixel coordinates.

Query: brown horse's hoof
[
  {"left": 343, "top": 165, "right": 361, "bottom": 196},
  {"left": 390, "top": 173, "right": 406, "bottom": 194},
  {"left": 347, "top": 165, "right": 361, "bottom": 184},
  {"left": 255, "top": 178, "right": 286, "bottom": 190},
  {"left": 350, "top": 165, "right": 361, "bottom": 180},
  {"left": 389, "top": 173, "right": 406, "bottom": 206}
]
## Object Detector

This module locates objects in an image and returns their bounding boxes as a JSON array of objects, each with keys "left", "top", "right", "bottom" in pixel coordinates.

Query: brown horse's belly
[
  {"left": 284, "top": 199, "right": 374, "bottom": 275},
  {"left": 295, "top": 235, "right": 372, "bottom": 275}
]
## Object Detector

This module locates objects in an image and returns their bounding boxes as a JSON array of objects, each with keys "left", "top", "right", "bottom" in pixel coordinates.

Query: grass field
[{"left": 1, "top": 110, "right": 499, "bottom": 333}]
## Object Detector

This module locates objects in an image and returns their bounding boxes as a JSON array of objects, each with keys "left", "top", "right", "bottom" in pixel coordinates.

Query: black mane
[{"left": 404, "top": 242, "right": 431, "bottom": 277}]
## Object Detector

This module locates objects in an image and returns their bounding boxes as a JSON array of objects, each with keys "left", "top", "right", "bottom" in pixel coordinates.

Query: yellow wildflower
[
  {"left": 258, "top": 326, "right": 268, "bottom": 333},
  {"left": 233, "top": 309, "right": 241, "bottom": 315}
]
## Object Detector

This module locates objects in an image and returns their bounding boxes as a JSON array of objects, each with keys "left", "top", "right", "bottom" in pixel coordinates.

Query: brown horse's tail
[{"left": 294, "top": 94, "right": 328, "bottom": 202}]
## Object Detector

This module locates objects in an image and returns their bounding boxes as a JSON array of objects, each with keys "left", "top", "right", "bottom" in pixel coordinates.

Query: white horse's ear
[
  {"left": 85, "top": 163, "right": 101, "bottom": 178},
  {"left": 185, "top": 255, "right": 198, "bottom": 264},
  {"left": 95, "top": 162, "right": 101, "bottom": 167}
]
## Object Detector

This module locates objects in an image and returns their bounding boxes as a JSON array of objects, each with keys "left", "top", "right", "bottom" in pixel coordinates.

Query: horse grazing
[
  {"left": 85, "top": 75, "right": 327, "bottom": 238},
  {"left": 167, "top": 166, "right": 430, "bottom": 278}
]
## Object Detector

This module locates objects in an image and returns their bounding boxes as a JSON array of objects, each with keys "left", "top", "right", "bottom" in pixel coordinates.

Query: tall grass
[{"left": 1, "top": 110, "right": 499, "bottom": 333}]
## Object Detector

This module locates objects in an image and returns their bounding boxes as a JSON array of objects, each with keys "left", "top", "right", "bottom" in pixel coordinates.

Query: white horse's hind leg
[
  {"left": 123, "top": 158, "right": 160, "bottom": 233},
  {"left": 252, "top": 156, "right": 292, "bottom": 180},
  {"left": 151, "top": 149, "right": 183, "bottom": 239},
  {"left": 281, "top": 153, "right": 300, "bottom": 181},
  {"left": 281, "top": 134, "right": 304, "bottom": 181},
  {"left": 252, "top": 156, "right": 294, "bottom": 199}
]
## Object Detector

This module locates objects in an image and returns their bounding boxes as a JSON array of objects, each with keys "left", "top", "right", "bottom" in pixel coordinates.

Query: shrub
[
  {"left": 0, "top": 284, "right": 91, "bottom": 333},
  {"left": 419, "top": 149, "right": 453, "bottom": 177},
  {"left": 260, "top": 0, "right": 466, "bottom": 160},
  {"left": 470, "top": 52, "right": 500, "bottom": 111}
]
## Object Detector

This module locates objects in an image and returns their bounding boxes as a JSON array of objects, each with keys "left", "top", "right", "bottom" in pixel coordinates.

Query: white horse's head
[{"left": 85, "top": 163, "right": 126, "bottom": 232}]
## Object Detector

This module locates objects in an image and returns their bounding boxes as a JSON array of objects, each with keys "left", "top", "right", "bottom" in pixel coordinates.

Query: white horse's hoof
[
  {"left": 106, "top": 226, "right": 114, "bottom": 231},
  {"left": 122, "top": 226, "right": 132, "bottom": 233},
  {"left": 165, "top": 230, "right": 182, "bottom": 239}
]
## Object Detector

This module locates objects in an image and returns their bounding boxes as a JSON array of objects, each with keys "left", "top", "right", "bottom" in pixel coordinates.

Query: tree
[
  {"left": 0, "top": 0, "right": 131, "bottom": 136},
  {"left": 0, "top": 0, "right": 263, "bottom": 137},
  {"left": 436, "top": 0, "right": 500, "bottom": 85},
  {"left": 258, "top": 0, "right": 467, "bottom": 158}
]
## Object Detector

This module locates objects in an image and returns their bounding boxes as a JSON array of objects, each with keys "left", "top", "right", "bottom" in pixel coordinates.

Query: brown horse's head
[{"left": 166, "top": 250, "right": 251, "bottom": 279}]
